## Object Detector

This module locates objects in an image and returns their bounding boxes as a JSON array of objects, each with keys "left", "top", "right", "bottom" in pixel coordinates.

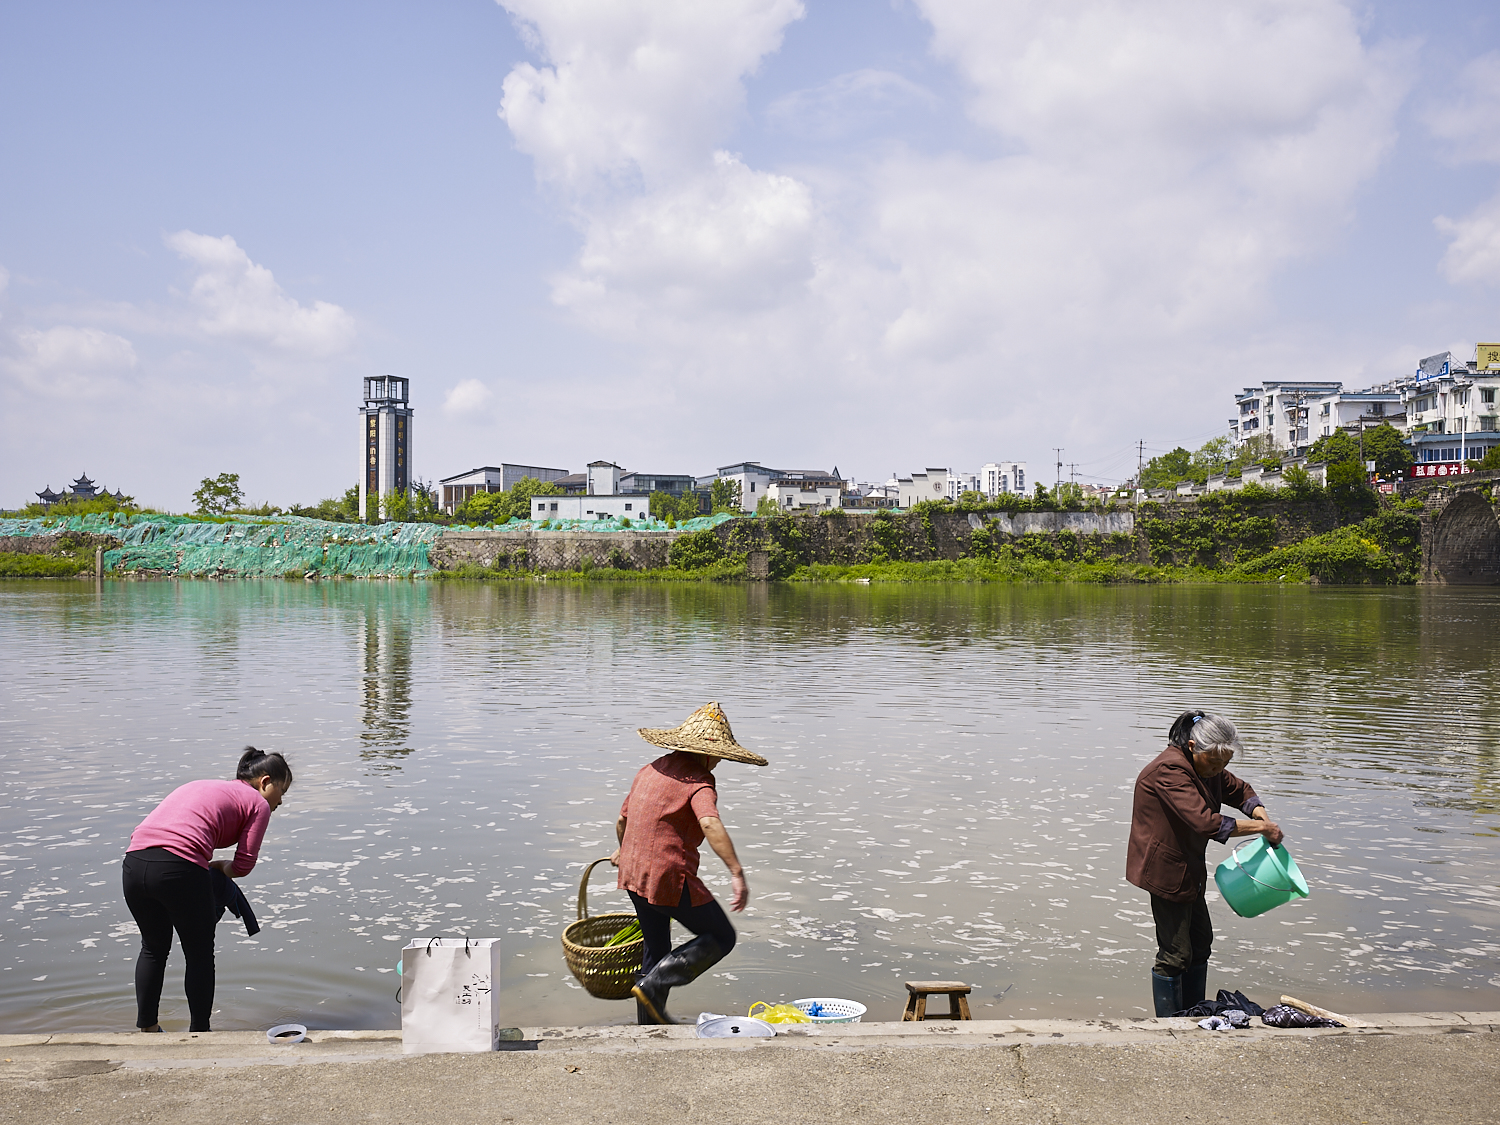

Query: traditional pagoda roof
[
  {"left": 36, "top": 486, "right": 60, "bottom": 503},
  {"left": 69, "top": 473, "right": 99, "bottom": 498}
]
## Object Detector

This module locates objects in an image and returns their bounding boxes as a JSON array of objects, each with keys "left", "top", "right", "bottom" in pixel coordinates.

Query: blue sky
[{"left": 3, "top": 0, "right": 1499, "bottom": 508}]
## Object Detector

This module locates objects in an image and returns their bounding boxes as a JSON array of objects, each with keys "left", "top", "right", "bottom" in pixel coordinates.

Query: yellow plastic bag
[{"left": 748, "top": 1001, "right": 811, "bottom": 1024}]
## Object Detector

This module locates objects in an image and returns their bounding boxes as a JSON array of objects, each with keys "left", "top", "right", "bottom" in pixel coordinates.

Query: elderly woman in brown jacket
[{"left": 1126, "top": 710, "right": 1283, "bottom": 1016}]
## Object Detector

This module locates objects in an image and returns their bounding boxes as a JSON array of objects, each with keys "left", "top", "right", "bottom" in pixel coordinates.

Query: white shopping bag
[{"left": 400, "top": 937, "right": 502, "bottom": 1054}]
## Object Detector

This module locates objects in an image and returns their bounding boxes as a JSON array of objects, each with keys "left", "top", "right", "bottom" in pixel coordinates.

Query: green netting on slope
[
  {"left": 0, "top": 513, "right": 445, "bottom": 577},
  {"left": 460, "top": 511, "right": 737, "bottom": 534}
]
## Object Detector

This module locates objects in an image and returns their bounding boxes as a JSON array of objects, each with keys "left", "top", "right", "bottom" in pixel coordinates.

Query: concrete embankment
[{"left": 4, "top": 1013, "right": 1496, "bottom": 1124}]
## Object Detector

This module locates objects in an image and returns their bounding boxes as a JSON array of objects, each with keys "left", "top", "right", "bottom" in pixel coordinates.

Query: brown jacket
[{"left": 1126, "top": 745, "right": 1261, "bottom": 903}]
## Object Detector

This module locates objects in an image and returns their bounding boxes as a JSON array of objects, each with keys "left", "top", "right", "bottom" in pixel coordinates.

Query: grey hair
[{"left": 1189, "top": 713, "right": 1242, "bottom": 753}]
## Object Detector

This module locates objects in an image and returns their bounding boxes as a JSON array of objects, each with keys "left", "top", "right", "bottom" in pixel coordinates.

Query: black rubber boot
[
  {"left": 631, "top": 936, "right": 724, "bottom": 1025},
  {"left": 1180, "top": 963, "right": 1208, "bottom": 1010},
  {"left": 1151, "top": 971, "right": 1183, "bottom": 1017}
]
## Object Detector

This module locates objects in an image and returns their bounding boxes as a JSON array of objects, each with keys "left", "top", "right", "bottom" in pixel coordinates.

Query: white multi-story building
[
  {"left": 1307, "top": 391, "right": 1404, "bottom": 440},
  {"left": 945, "top": 471, "right": 981, "bottom": 501},
  {"left": 765, "top": 480, "right": 841, "bottom": 510},
  {"left": 1229, "top": 380, "right": 1343, "bottom": 455},
  {"left": 699, "top": 462, "right": 844, "bottom": 511},
  {"left": 981, "top": 462, "right": 1026, "bottom": 496},
  {"left": 895, "top": 469, "right": 950, "bottom": 508},
  {"left": 1401, "top": 351, "right": 1500, "bottom": 466}
]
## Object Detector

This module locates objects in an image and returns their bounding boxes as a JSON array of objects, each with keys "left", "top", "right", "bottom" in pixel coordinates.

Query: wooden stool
[{"left": 902, "top": 980, "right": 972, "bottom": 1021}]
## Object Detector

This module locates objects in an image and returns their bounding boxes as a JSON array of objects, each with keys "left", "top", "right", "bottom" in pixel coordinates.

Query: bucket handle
[
  {"left": 575, "top": 857, "right": 616, "bottom": 922},
  {"left": 1228, "top": 838, "right": 1295, "bottom": 894}
]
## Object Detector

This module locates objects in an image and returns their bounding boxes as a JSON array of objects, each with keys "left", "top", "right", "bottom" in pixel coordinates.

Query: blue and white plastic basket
[{"left": 792, "top": 997, "right": 866, "bottom": 1024}]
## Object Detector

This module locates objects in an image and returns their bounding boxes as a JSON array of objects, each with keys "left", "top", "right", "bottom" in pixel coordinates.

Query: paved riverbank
[{"left": 4, "top": 1012, "right": 1497, "bottom": 1124}]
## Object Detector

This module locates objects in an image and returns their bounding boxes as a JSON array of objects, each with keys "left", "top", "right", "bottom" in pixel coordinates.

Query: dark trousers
[
  {"left": 628, "top": 886, "right": 736, "bottom": 1020},
  {"left": 1149, "top": 892, "right": 1212, "bottom": 977},
  {"left": 122, "top": 848, "right": 218, "bottom": 1031}
]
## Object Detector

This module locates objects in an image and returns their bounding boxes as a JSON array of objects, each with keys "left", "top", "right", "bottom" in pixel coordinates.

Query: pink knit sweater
[{"left": 128, "top": 779, "right": 271, "bottom": 877}]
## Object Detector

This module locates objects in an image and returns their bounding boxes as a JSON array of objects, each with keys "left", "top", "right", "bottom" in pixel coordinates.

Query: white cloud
[
  {"left": 443, "top": 378, "right": 495, "bottom": 417},
  {"left": 0, "top": 325, "right": 137, "bottom": 397},
  {"left": 1426, "top": 51, "right": 1500, "bottom": 287},
  {"left": 556, "top": 151, "right": 814, "bottom": 326},
  {"left": 1436, "top": 197, "right": 1500, "bottom": 286},
  {"left": 499, "top": 0, "right": 805, "bottom": 190},
  {"left": 165, "top": 231, "right": 356, "bottom": 358},
  {"left": 0, "top": 264, "right": 9, "bottom": 298},
  {"left": 499, "top": 0, "right": 1408, "bottom": 471}
]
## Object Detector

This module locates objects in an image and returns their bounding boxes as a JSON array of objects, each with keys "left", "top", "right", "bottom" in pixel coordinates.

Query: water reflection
[
  {"left": 1, "top": 579, "right": 1498, "bottom": 1034},
  {"left": 359, "top": 594, "right": 414, "bottom": 768}
]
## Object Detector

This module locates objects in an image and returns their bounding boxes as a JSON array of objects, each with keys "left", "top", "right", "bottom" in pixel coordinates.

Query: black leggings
[
  {"left": 122, "top": 848, "right": 217, "bottom": 1031},
  {"left": 628, "top": 885, "right": 737, "bottom": 976}
]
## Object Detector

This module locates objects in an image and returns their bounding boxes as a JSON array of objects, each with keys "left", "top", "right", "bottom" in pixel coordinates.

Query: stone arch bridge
[{"left": 1419, "top": 481, "right": 1500, "bottom": 584}]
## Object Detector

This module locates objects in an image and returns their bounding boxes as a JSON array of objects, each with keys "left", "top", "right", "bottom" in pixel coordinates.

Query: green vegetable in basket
[{"left": 602, "top": 920, "right": 642, "bottom": 947}]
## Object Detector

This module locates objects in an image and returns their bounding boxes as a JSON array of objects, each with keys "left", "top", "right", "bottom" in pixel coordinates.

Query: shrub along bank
[
  {"left": 708, "top": 498, "right": 1422, "bottom": 585},
  {"left": 432, "top": 500, "right": 1425, "bottom": 585}
]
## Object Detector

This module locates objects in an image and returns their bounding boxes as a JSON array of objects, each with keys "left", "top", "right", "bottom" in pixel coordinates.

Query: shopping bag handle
[
  {"left": 576, "top": 857, "right": 616, "bottom": 921},
  {"left": 423, "top": 935, "right": 475, "bottom": 957}
]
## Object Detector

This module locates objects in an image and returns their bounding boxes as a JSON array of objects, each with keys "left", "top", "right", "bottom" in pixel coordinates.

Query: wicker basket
[{"left": 561, "top": 857, "right": 644, "bottom": 1000}]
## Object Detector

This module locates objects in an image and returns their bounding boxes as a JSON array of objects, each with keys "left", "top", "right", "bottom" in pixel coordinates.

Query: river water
[{"left": 1, "top": 579, "right": 1498, "bottom": 1033}]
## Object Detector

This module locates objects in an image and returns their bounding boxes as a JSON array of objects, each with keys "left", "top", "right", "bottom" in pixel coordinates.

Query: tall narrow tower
[{"left": 359, "top": 376, "right": 413, "bottom": 521}]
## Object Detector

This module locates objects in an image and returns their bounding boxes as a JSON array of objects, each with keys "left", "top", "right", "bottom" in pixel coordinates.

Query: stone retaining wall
[
  {"left": 0, "top": 532, "right": 121, "bottom": 556},
  {"left": 431, "top": 529, "right": 678, "bottom": 572}
]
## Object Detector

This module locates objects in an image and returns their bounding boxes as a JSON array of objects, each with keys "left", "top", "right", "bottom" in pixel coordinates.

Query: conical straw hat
[{"left": 637, "top": 702, "right": 767, "bottom": 766}]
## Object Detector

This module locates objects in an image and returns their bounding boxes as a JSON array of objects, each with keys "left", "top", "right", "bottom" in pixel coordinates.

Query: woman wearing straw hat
[
  {"left": 610, "top": 702, "right": 766, "bottom": 1024},
  {"left": 1126, "top": 710, "right": 1283, "bottom": 1017}
]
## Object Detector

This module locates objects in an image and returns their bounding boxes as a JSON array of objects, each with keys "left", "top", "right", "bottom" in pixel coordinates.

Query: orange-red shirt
[{"left": 617, "top": 752, "right": 720, "bottom": 907}]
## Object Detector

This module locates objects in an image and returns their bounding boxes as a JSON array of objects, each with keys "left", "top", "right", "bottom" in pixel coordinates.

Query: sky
[{"left": 3, "top": 0, "right": 1500, "bottom": 509}]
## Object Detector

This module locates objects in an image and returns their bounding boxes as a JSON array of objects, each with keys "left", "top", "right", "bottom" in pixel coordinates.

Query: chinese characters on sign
[
  {"left": 1410, "top": 463, "right": 1473, "bottom": 479},
  {"left": 366, "top": 415, "right": 380, "bottom": 494}
]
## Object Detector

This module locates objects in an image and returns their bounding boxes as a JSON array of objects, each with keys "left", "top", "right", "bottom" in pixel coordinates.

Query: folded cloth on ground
[
  {"left": 210, "top": 868, "right": 260, "bottom": 937},
  {"left": 1175, "top": 989, "right": 1266, "bottom": 1019},
  {"left": 1198, "top": 1016, "right": 1234, "bottom": 1031},
  {"left": 1261, "top": 1004, "right": 1342, "bottom": 1029}
]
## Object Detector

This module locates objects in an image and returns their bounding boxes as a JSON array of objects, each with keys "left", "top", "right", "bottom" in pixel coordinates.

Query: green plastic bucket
[{"left": 1214, "top": 836, "right": 1310, "bottom": 918}]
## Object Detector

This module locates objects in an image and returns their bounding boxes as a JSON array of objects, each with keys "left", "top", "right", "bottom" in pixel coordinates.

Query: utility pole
[
  {"left": 1136, "top": 440, "right": 1145, "bottom": 487},
  {"left": 1069, "top": 463, "right": 1080, "bottom": 486},
  {"left": 1053, "top": 448, "right": 1063, "bottom": 491}
]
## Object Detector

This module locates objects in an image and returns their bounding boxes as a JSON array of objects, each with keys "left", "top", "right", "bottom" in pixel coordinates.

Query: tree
[
  {"left": 709, "top": 478, "right": 742, "bottom": 513},
  {"left": 755, "top": 492, "right": 780, "bottom": 516},
  {"left": 1190, "top": 437, "right": 1233, "bottom": 481},
  {"left": 649, "top": 490, "right": 698, "bottom": 522},
  {"left": 1227, "top": 434, "right": 1278, "bottom": 475},
  {"left": 509, "top": 476, "right": 562, "bottom": 512},
  {"left": 454, "top": 476, "right": 561, "bottom": 525},
  {"left": 1326, "top": 458, "right": 1374, "bottom": 508},
  {"left": 1307, "top": 430, "right": 1360, "bottom": 466},
  {"left": 1139, "top": 448, "right": 1193, "bottom": 490},
  {"left": 1360, "top": 423, "right": 1413, "bottom": 477},
  {"left": 193, "top": 472, "right": 244, "bottom": 515},
  {"left": 454, "top": 490, "right": 511, "bottom": 525},
  {"left": 1475, "top": 446, "right": 1500, "bottom": 472}
]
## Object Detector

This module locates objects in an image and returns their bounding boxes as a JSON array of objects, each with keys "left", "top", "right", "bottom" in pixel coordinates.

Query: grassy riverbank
[{"left": 0, "top": 552, "right": 91, "bottom": 578}]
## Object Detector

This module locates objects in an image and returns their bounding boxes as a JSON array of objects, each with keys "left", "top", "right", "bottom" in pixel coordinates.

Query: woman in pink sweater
[{"left": 122, "top": 747, "right": 293, "bottom": 1032}]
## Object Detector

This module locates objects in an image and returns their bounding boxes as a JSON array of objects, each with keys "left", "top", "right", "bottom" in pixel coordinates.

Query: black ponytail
[
  {"left": 236, "top": 746, "right": 293, "bottom": 789},
  {"left": 1167, "top": 710, "right": 1205, "bottom": 750}
]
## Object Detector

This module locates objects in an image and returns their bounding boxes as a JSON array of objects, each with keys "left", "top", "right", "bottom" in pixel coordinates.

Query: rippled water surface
[{"left": 2, "top": 579, "right": 1498, "bottom": 1032}]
